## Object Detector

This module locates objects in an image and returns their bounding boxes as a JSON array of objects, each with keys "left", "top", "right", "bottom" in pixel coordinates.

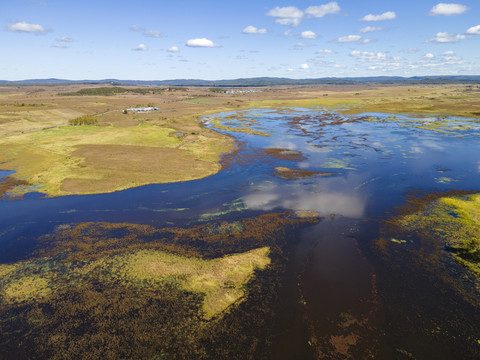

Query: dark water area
[{"left": 1, "top": 108, "right": 480, "bottom": 358}]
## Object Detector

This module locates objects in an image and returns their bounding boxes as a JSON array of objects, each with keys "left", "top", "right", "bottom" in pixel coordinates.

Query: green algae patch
[
  {"left": 111, "top": 247, "right": 270, "bottom": 318},
  {"left": 322, "top": 158, "right": 356, "bottom": 170},
  {"left": 393, "top": 193, "right": 480, "bottom": 278}
]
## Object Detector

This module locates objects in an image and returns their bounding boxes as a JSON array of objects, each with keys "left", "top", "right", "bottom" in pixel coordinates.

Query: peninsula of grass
[{"left": 0, "top": 120, "right": 233, "bottom": 197}]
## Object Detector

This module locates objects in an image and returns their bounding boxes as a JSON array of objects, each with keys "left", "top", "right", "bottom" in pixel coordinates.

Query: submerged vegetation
[
  {"left": 390, "top": 192, "right": 480, "bottom": 278},
  {"left": 0, "top": 213, "right": 318, "bottom": 359}
]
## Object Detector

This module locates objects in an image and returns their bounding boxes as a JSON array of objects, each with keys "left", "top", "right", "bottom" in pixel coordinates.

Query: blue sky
[{"left": 2, "top": 1, "right": 480, "bottom": 80}]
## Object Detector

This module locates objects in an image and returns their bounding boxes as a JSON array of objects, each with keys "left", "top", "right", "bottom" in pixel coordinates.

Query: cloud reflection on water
[{"left": 243, "top": 181, "right": 365, "bottom": 218}]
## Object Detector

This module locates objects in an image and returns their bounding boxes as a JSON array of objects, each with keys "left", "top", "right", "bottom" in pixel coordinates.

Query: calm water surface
[{"left": 1, "top": 108, "right": 479, "bottom": 358}]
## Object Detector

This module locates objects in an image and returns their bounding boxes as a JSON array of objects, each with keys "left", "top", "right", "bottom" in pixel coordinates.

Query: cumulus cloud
[
  {"left": 301, "top": 30, "right": 317, "bottom": 39},
  {"left": 56, "top": 36, "right": 72, "bottom": 42},
  {"left": 242, "top": 25, "right": 267, "bottom": 34},
  {"left": 361, "top": 11, "right": 396, "bottom": 21},
  {"left": 350, "top": 50, "right": 387, "bottom": 61},
  {"left": 186, "top": 38, "right": 220, "bottom": 47},
  {"left": 266, "top": 6, "right": 304, "bottom": 26},
  {"left": 317, "top": 49, "right": 335, "bottom": 54},
  {"left": 167, "top": 46, "right": 179, "bottom": 53},
  {"left": 300, "top": 63, "right": 309, "bottom": 70},
  {"left": 442, "top": 50, "right": 455, "bottom": 55},
  {"left": 424, "top": 53, "right": 435, "bottom": 59},
  {"left": 428, "top": 32, "right": 466, "bottom": 43},
  {"left": 359, "top": 26, "right": 382, "bottom": 33},
  {"left": 144, "top": 30, "right": 162, "bottom": 38},
  {"left": 337, "top": 35, "right": 370, "bottom": 43},
  {"left": 466, "top": 25, "right": 480, "bottom": 35},
  {"left": 267, "top": 3, "right": 341, "bottom": 26},
  {"left": 305, "top": 2, "right": 341, "bottom": 18},
  {"left": 6, "top": 21, "right": 46, "bottom": 33},
  {"left": 338, "top": 34, "right": 361, "bottom": 42},
  {"left": 132, "top": 44, "right": 148, "bottom": 51},
  {"left": 429, "top": 3, "right": 468, "bottom": 16}
]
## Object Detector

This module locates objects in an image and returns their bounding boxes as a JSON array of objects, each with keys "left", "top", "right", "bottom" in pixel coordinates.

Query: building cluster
[
  {"left": 125, "top": 107, "right": 159, "bottom": 113},
  {"left": 224, "top": 90, "right": 262, "bottom": 94}
]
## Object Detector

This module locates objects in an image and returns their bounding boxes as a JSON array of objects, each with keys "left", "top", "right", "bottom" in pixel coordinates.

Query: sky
[{"left": 2, "top": 0, "right": 480, "bottom": 80}]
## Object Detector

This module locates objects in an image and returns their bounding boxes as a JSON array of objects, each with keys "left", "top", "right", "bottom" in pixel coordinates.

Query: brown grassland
[{"left": 0, "top": 83, "right": 479, "bottom": 197}]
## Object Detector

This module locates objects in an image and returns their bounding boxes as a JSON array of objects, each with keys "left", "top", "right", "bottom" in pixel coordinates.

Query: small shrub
[{"left": 69, "top": 115, "right": 99, "bottom": 126}]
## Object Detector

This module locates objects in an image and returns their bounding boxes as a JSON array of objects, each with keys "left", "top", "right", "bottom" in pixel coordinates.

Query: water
[{"left": 1, "top": 108, "right": 479, "bottom": 358}]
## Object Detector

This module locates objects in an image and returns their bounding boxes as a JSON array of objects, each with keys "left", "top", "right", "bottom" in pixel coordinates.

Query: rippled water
[{"left": 1, "top": 108, "right": 479, "bottom": 358}]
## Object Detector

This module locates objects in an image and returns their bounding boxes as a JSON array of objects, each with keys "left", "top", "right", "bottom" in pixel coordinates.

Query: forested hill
[{"left": 1, "top": 76, "right": 480, "bottom": 86}]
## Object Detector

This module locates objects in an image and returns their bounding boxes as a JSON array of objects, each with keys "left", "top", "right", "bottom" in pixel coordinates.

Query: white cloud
[
  {"left": 405, "top": 48, "right": 418, "bottom": 53},
  {"left": 338, "top": 34, "right": 361, "bottom": 42},
  {"left": 186, "top": 38, "right": 220, "bottom": 47},
  {"left": 300, "top": 63, "right": 309, "bottom": 70},
  {"left": 167, "top": 46, "right": 179, "bottom": 53},
  {"left": 266, "top": 6, "right": 304, "bottom": 26},
  {"left": 429, "top": 3, "right": 468, "bottom": 16},
  {"left": 305, "top": 2, "right": 341, "bottom": 18},
  {"left": 242, "top": 26, "right": 267, "bottom": 34},
  {"left": 442, "top": 50, "right": 455, "bottom": 55},
  {"left": 52, "top": 43, "right": 68, "bottom": 48},
  {"left": 317, "top": 49, "right": 335, "bottom": 54},
  {"left": 144, "top": 30, "right": 162, "bottom": 38},
  {"left": 424, "top": 53, "right": 435, "bottom": 59},
  {"left": 56, "top": 36, "right": 72, "bottom": 42},
  {"left": 350, "top": 50, "right": 387, "bottom": 61},
  {"left": 294, "top": 42, "right": 315, "bottom": 48},
  {"left": 130, "top": 25, "right": 143, "bottom": 32},
  {"left": 301, "top": 30, "right": 317, "bottom": 39},
  {"left": 132, "top": 44, "right": 148, "bottom": 51},
  {"left": 466, "top": 25, "right": 480, "bottom": 35},
  {"left": 362, "top": 11, "right": 396, "bottom": 21},
  {"left": 337, "top": 35, "right": 370, "bottom": 43},
  {"left": 359, "top": 26, "right": 382, "bottom": 33},
  {"left": 6, "top": 21, "right": 46, "bottom": 33},
  {"left": 428, "top": 32, "right": 466, "bottom": 43}
]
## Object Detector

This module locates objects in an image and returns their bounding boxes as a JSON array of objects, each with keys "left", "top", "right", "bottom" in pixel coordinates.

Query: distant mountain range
[{"left": 1, "top": 76, "right": 480, "bottom": 86}]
